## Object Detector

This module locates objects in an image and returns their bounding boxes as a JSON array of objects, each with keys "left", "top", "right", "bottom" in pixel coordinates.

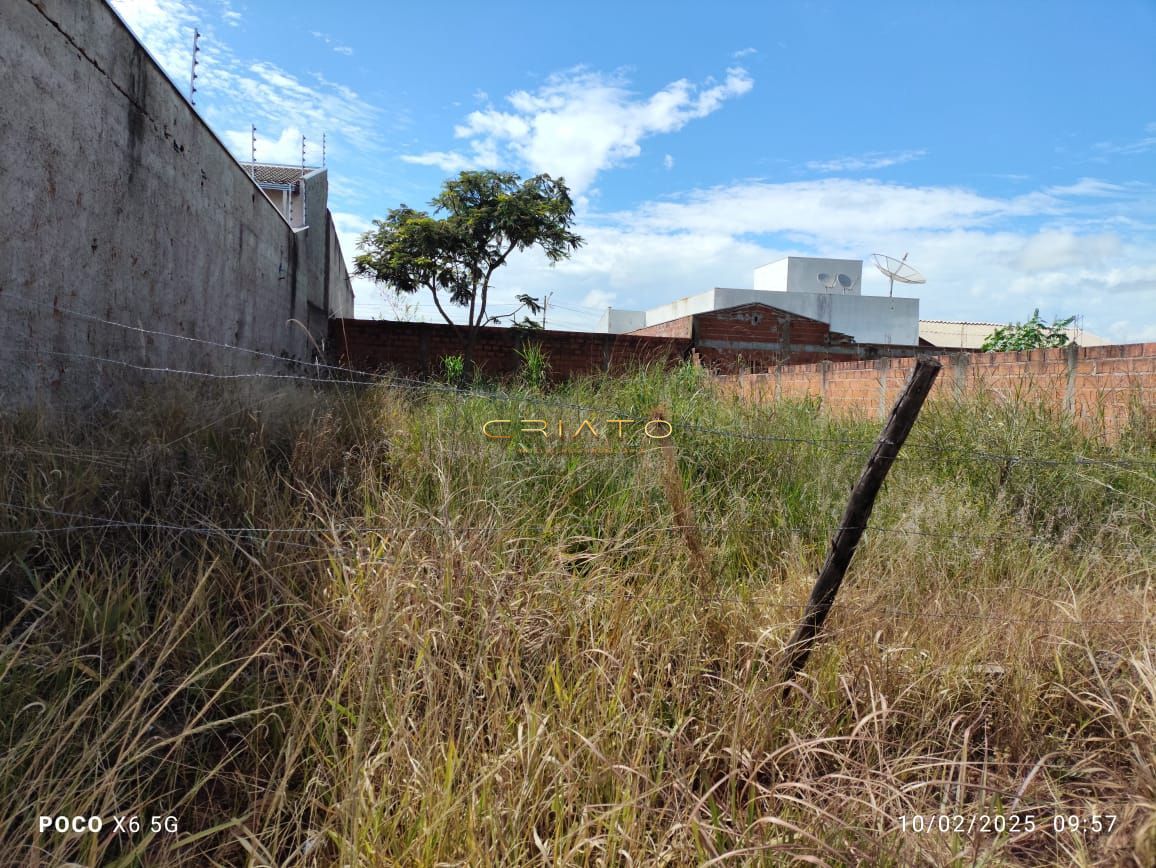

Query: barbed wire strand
[
  {"left": 2, "top": 291, "right": 1154, "bottom": 469},
  {"left": 2, "top": 500, "right": 1154, "bottom": 628},
  {"left": 3, "top": 499, "right": 1145, "bottom": 549},
  {"left": 7, "top": 340, "right": 1156, "bottom": 473}
]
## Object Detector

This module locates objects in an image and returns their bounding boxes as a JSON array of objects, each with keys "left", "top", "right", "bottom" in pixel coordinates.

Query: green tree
[
  {"left": 353, "top": 171, "right": 583, "bottom": 382},
  {"left": 488, "top": 293, "right": 545, "bottom": 331},
  {"left": 980, "top": 309, "right": 1077, "bottom": 352}
]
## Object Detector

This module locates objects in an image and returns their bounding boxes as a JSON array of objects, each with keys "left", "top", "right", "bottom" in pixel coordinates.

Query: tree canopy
[
  {"left": 980, "top": 309, "right": 1077, "bottom": 352},
  {"left": 353, "top": 170, "right": 583, "bottom": 381}
]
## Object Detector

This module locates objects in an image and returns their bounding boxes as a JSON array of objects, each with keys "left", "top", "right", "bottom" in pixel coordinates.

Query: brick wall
[
  {"left": 331, "top": 306, "right": 934, "bottom": 381},
  {"left": 693, "top": 304, "right": 854, "bottom": 370},
  {"left": 330, "top": 319, "right": 691, "bottom": 381},
  {"left": 629, "top": 315, "right": 694, "bottom": 339},
  {"left": 719, "top": 343, "right": 1156, "bottom": 438},
  {"left": 629, "top": 304, "right": 922, "bottom": 372}
]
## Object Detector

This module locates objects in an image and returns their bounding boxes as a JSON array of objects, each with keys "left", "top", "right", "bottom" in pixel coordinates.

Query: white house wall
[
  {"left": 596, "top": 308, "right": 647, "bottom": 333},
  {"left": 753, "top": 257, "right": 864, "bottom": 295},
  {"left": 752, "top": 259, "right": 789, "bottom": 292}
]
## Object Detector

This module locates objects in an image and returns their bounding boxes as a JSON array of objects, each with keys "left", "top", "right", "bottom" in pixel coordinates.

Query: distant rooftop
[
  {"left": 238, "top": 162, "right": 321, "bottom": 186},
  {"left": 919, "top": 319, "right": 1110, "bottom": 348}
]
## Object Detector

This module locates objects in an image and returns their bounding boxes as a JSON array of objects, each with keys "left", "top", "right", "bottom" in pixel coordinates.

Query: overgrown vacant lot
[{"left": 1, "top": 365, "right": 1154, "bottom": 866}]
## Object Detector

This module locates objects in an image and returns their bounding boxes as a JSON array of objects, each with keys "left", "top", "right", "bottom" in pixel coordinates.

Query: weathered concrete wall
[
  {"left": 0, "top": 0, "right": 352, "bottom": 410},
  {"left": 325, "top": 215, "right": 355, "bottom": 319}
]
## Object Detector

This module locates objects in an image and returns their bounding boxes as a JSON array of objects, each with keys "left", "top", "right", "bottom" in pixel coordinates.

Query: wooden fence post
[{"left": 781, "top": 356, "right": 942, "bottom": 692}]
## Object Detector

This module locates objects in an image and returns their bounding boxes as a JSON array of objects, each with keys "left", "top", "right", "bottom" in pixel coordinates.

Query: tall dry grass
[{"left": 1, "top": 365, "right": 1154, "bottom": 866}]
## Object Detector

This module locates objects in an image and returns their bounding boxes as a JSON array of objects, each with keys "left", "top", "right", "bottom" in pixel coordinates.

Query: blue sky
[{"left": 110, "top": 0, "right": 1156, "bottom": 340}]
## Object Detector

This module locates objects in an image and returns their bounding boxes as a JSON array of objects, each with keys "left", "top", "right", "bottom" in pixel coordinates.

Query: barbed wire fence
[
  {"left": 0, "top": 498, "right": 1151, "bottom": 632},
  {"left": 3, "top": 287, "right": 1155, "bottom": 466},
  {"left": 1, "top": 290, "right": 1154, "bottom": 644}
]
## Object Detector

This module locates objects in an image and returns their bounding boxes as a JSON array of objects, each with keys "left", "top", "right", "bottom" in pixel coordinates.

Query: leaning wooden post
[{"left": 781, "top": 356, "right": 942, "bottom": 692}]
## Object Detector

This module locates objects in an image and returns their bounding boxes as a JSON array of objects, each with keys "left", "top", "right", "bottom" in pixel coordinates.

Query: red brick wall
[
  {"left": 329, "top": 306, "right": 924, "bottom": 382},
  {"left": 629, "top": 315, "right": 694, "bottom": 339},
  {"left": 690, "top": 305, "right": 854, "bottom": 370},
  {"left": 719, "top": 343, "right": 1156, "bottom": 438},
  {"left": 330, "top": 319, "right": 691, "bottom": 381}
]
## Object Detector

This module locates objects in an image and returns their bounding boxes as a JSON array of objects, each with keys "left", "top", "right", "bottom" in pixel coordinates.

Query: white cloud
[
  {"left": 1012, "top": 230, "right": 1122, "bottom": 272},
  {"left": 616, "top": 178, "right": 1058, "bottom": 241},
  {"left": 109, "top": 0, "right": 201, "bottom": 77},
  {"left": 1044, "top": 178, "right": 1128, "bottom": 197},
  {"left": 403, "top": 66, "right": 754, "bottom": 193},
  {"left": 1105, "top": 320, "right": 1156, "bottom": 342},
  {"left": 1094, "top": 122, "right": 1156, "bottom": 156},
  {"left": 330, "top": 211, "right": 374, "bottom": 270},
  {"left": 218, "top": 0, "right": 241, "bottom": 26},
  {"left": 581, "top": 289, "right": 616, "bottom": 309},
  {"left": 663, "top": 154, "right": 674, "bottom": 170},
  {"left": 733, "top": 47, "right": 758, "bottom": 58},
  {"left": 806, "top": 150, "right": 927, "bottom": 173},
  {"left": 456, "top": 176, "right": 1156, "bottom": 341},
  {"left": 399, "top": 150, "right": 476, "bottom": 172},
  {"left": 311, "top": 30, "right": 354, "bottom": 56},
  {"left": 222, "top": 125, "right": 310, "bottom": 165},
  {"left": 111, "top": 0, "right": 381, "bottom": 163}
]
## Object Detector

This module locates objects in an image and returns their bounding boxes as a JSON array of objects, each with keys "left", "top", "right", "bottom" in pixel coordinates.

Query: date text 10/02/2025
[{"left": 899, "top": 814, "right": 1117, "bottom": 835}]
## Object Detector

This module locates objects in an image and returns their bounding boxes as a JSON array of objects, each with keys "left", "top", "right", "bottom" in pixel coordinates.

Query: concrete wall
[
  {"left": 753, "top": 257, "right": 864, "bottom": 295},
  {"left": 596, "top": 307, "right": 646, "bottom": 333},
  {"left": 751, "top": 259, "right": 788, "bottom": 294},
  {"left": 642, "top": 289, "right": 720, "bottom": 325},
  {"left": 326, "top": 219, "right": 355, "bottom": 319},
  {"left": 0, "top": 0, "right": 353, "bottom": 410},
  {"left": 718, "top": 342, "right": 1156, "bottom": 439}
]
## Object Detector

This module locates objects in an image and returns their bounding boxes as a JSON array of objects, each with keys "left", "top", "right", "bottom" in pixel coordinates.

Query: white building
[
  {"left": 919, "top": 319, "right": 1110, "bottom": 349},
  {"left": 239, "top": 162, "right": 322, "bottom": 228},
  {"left": 597, "top": 256, "right": 921, "bottom": 346}
]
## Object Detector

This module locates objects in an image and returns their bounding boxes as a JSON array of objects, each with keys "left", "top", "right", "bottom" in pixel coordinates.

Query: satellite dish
[
  {"left": 816, "top": 272, "right": 839, "bottom": 292},
  {"left": 872, "top": 252, "right": 926, "bottom": 298},
  {"left": 836, "top": 273, "right": 854, "bottom": 294}
]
